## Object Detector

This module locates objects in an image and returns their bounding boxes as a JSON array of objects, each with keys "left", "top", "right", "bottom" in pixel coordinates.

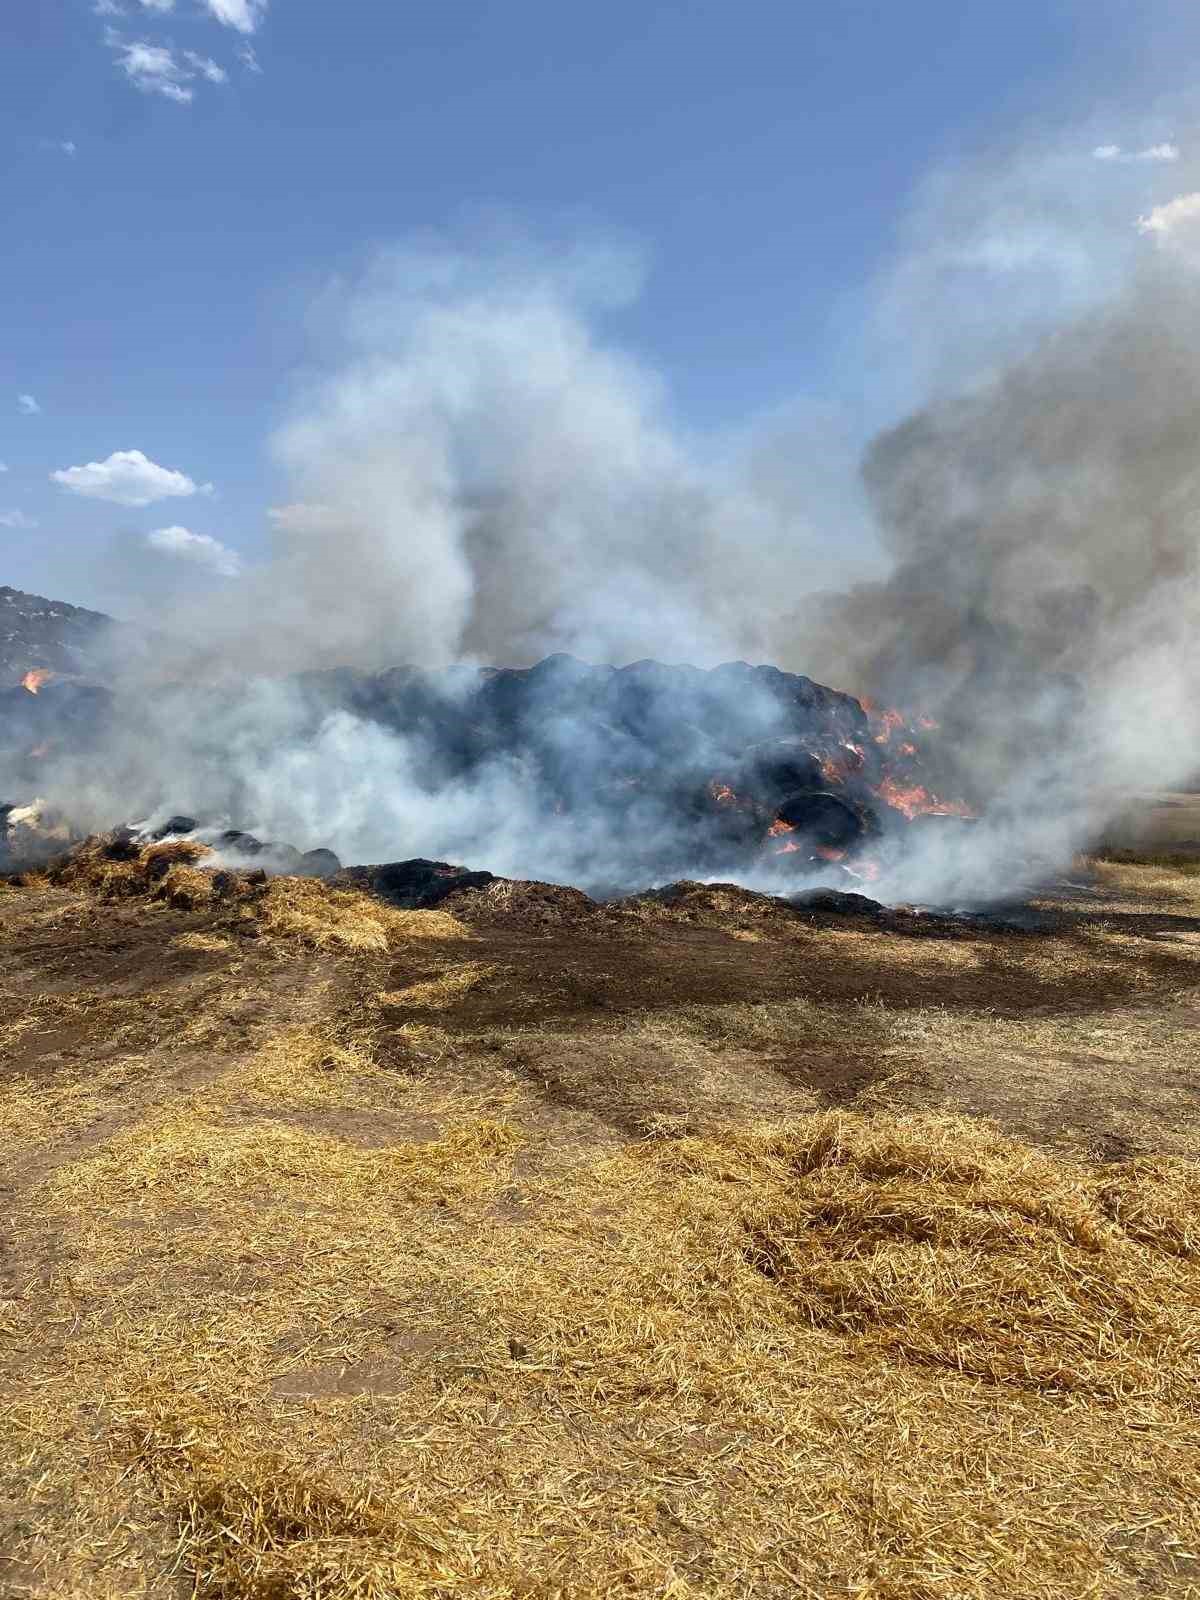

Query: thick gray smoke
[
  {"left": 792, "top": 264, "right": 1200, "bottom": 897},
  {"left": 11, "top": 168, "right": 1200, "bottom": 903}
]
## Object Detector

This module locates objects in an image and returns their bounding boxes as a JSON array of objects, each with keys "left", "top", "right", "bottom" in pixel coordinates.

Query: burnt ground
[{"left": 1, "top": 849, "right": 1199, "bottom": 1597}]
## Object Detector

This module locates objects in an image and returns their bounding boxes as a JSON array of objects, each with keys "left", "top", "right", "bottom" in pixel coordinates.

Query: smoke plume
[{"left": 9, "top": 153, "right": 1200, "bottom": 903}]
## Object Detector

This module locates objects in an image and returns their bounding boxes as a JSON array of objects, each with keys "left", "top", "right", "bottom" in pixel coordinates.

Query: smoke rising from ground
[
  {"left": 791, "top": 262, "right": 1200, "bottom": 897},
  {"left": 154, "top": 228, "right": 866, "bottom": 680},
  {"left": 10, "top": 150, "right": 1200, "bottom": 903}
]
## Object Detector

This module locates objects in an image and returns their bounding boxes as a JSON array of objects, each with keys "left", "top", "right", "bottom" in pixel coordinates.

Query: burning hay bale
[{"left": 2, "top": 647, "right": 981, "bottom": 895}]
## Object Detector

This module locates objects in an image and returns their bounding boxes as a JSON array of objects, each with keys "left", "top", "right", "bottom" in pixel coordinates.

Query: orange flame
[
  {"left": 814, "top": 845, "right": 845, "bottom": 862},
  {"left": 21, "top": 668, "right": 52, "bottom": 695},
  {"left": 872, "top": 708, "right": 905, "bottom": 744},
  {"left": 709, "top": 781, "right": 737, "bottom": 806},
  {"left": 767, "top": 817, "right": 795, "bottom": 837},
  {"left": 875, "top": 775, "right": 975, "bottom": 821},
  {"left": 846, "top": 858, "right": 882, "bottom": 882}
]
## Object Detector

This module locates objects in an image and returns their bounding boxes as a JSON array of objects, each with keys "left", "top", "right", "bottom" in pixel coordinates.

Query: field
[{"left": 1, "top": 837, "right": 1199, "bottom": 1599}]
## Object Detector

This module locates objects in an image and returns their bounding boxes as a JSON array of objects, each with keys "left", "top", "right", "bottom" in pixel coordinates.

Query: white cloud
[
  {"left": 93, "top": 0, "right": 125, "bottom": 13},
  {"left": 203, "top": 0, "right": 267, "bottom": 33},
  {"left": 1093, "top": 142, "right": 1180, "bottom": 163},
  {"left": 60, "top": 140, "right": 77, "bottom": 157},
  {"left": 0, "top": 463, "right": 7, "bottom": 472},
  {"left": 147, "top": 525, "right": 241, "bottom": 577},
  {"left": 52, "top": 449, "right": 212, "bottom": 508},
  {"left": 139, "top": 0, "right": 175, "bottom": 10},
  {"left": 184, "top": 51, "right": 228, "bottom": 84},
  {"left": 108, "top": 36, "right": 194, "bottom": 102},
  {"left": 1137, "top": 191, "right": 1200, "bottom": 242},
  {"left": 17, "top": 394, "right": 40, "bottom": 416},
  {"left": 106, "top": 31, "right": 230, "bottom": 102},
  {"left": 237, "top": 43, "right": 262, "bottom": 73},
  {"left": 0, "top": 510, "right": 39, "bottom": 531}
]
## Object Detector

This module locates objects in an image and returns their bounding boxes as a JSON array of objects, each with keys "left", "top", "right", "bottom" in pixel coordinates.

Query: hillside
[{"left": 0, "top": 585, "right": 120, "bottom": 686}]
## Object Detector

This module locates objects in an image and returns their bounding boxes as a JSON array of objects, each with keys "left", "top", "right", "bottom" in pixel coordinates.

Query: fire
[
  {"left": 875, "top": 777, "right": 932, "bottom": 819},
  {"left": 820, "top": 742, "right": 866, "bottom": 784},
  {"left": 814, "top": 845, "right": 845, "bottom": 862},
  {"left": 875, "top": 775, "right": 975, "bottom": 821},
  {"left": 21, "top": 668, "right": 52, "bottom": 695},
  {"left": 709, "top": 781, "right": 738, "bottom": 806},
  {"left": 846, "top": 857, "right": 882, "bottom": 882},
  {"left": 767, "top": 817, "right": 795, "bottom": 837},
  {"left": 872, "top": 708, "right": 905, "bottom": 744}
]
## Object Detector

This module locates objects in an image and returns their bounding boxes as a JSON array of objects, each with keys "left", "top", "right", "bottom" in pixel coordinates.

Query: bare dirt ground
[{"left": 1, "top": 841, "right": 1199, "bottom": 1598}]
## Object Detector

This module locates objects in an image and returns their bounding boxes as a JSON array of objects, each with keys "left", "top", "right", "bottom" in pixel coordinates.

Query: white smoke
[
  {"left": 144, "top": 225, "right": 869, "bottom": 680},
  {"left": 13, "top": 137, "right": 1200, "bottom": 905}
]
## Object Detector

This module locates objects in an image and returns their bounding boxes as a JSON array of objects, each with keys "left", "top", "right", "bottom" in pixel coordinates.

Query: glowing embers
[
  {"left": 854, "top": 698, "right": 976, "bottom": 822},
  {"left": 21, "top": 668, "right": 52, "bottom": 695}
]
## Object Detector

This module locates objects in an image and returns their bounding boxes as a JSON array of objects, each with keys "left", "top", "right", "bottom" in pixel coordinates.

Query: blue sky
[{"left": 2, "top": 0, "right": 1198, "bottom": 616}]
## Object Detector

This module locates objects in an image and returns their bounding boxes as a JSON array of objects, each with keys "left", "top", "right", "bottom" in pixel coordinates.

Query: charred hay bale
[
  {"left": 742, "top": 739, "right": 827, "bottom": 799},
  {"left": 297, "top": 847, "right": 341, "bottom": 879},
  {"left": 774, "top": 791, "right": 875, "bottom": 852},
  {"left": 336, "top": 858, "right": 497, "bottom": 910},
  {"left": 789, "top": 887, "right": 886, "bottom": 915},
  {"left": 150, "top": 815, "right": 198, "bottom": 841},
  {"left": 219, "top": 829, "right": 265, "bottom": 857}
]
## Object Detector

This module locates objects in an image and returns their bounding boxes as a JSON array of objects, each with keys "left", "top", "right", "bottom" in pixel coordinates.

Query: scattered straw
[
  {"left": 246, "top": 878, "right": 470, "bottom": 952},
  {"left": 378, "top": 962, "right": 497, "bottom": 1011},
  {"left": 171, "top": 931, "right": 233, "bottom": 954}
]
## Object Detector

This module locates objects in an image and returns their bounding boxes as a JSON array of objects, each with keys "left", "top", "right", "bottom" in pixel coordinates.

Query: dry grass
[
  {"left": 1083, "top": 855, "right": 1200, "bottom": 908},
  {"left": 7, "top": 1103, "right": 1200, "bottom": 1598},
  {"left": 4, "top": 851, "right": 1200, "bottom": 1597}
]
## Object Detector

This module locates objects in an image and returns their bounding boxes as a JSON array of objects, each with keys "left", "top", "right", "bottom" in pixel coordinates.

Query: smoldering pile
[
  {"left": 0, "top": 649, "right": 976, "bottom": 891},
  {"left": 0, "top": 802, "right": 341, "bottom": 881}
]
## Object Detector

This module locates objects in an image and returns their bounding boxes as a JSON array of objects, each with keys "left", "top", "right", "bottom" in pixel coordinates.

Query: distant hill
[{"left": 0, "top": 586, "right": 120, "bottom": 685}]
